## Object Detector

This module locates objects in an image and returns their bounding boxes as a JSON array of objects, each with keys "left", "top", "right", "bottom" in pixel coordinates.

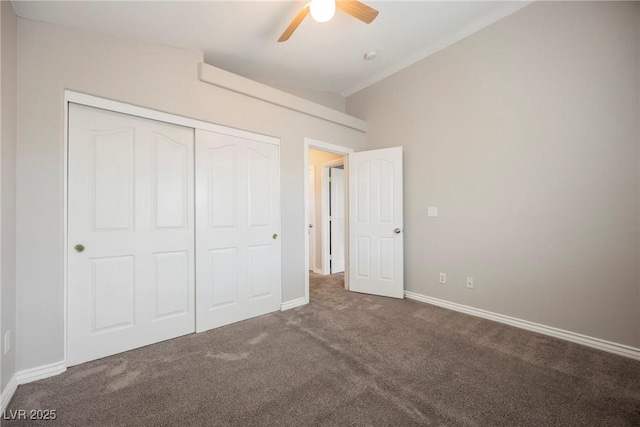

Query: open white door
[
  {"left": 330, "top": 167, "right": 345, "bottom": 273},
  {"left": 195, "top": 129, "right": 281, "bottom": 332},
  {"left": 348, "top": 147, "right": 403, "bottom": 298}
]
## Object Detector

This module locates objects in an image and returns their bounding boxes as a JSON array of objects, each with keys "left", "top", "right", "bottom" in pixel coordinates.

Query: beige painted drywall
[
  {"left": 308, "top": 149, "right": 344, "bottom": 271},
  {"left": 1, "top": 0, "right": 18, "bottom": 393},
  {"left": 348, "top": 1, "right": 640, "bottom": 347},
  {"left": 16, "top": 18, "right": 365, "bottom": 372},
  {"left": 272, "top": 85, "right": 346, "bottom": 113}
]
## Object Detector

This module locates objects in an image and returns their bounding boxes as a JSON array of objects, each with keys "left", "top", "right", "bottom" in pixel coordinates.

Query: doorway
[{"left": 304, "top": 139, "right": 353, "bottom": 303}]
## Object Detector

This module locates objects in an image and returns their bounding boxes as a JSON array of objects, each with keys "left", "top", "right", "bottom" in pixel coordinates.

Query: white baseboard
[
  {"left": 1, "top": 374, "right": 18, "bottom": 411},
  {"left": 405, "top": 291, "right": 640, "bottom": 361},
  {"left": 16, "top": 360, "right": 66, "bottom": 384},
  {"left": 281, "top": 297, "right": 307, "bottom": 311}
]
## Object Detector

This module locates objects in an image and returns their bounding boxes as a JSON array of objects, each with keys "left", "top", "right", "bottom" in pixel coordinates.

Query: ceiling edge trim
[
  {"left": 340, "top": 1, "right": 534, "bottom": 97},
  {"left": 198, "top": 63, "right": 368, "bottom": 133}
]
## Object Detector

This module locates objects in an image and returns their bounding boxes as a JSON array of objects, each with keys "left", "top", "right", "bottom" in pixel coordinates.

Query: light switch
[{"left": 427, "top": 207, "right": 438, "bottom": 217}]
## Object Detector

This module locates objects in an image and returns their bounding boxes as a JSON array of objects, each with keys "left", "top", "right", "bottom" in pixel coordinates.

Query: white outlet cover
[
  {"left": 466, "top": 277, "right": 474, "bottom": 289},
  {"left": 439, "top": 273, "right": 446, "bottom": 284},
  {"left": 428, "top": 207, "right": 438, "bottom": 217}
]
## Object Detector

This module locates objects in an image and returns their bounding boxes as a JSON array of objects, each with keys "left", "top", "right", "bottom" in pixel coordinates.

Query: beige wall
[
  {"left": 308, "top": 148, "right": 344, "bottom": 271},
  {"left": 1, "top": 0, "right": 18, "bottom": 393},
  {"left": 16, "top": 18, "right": 365, "bottom": 372},
  {"left": 348, "top": 1, "right": 640, "bottom": 347},
  {"left": 272, "top": 85, "right": 346, "bottom": 113}
]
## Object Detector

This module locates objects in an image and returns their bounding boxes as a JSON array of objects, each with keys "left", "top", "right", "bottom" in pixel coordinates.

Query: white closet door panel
[
  {"left": 68, "top": 104, "right": 195, "bottom": 366},
  {"left": 196, "top": 129, "right": 281, "bottom": 332}
]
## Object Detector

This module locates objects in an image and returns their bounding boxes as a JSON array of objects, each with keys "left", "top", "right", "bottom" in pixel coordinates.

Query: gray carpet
[{"left": 6, "top": 273, "right": 640, "bottom": 426}]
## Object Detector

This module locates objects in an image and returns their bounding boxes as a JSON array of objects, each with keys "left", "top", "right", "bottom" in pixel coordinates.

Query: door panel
[
  {"left": 348, "top": 147, "right": 403, "bottom": 298},
  {"left": 153, "top": 251, "right": 189, "bottom": 318},
  {"left": 330, "top": 167, "right": 345, "bottom": 273},
  {"left": 196, "top": 129, "right": 281, "bottom": 332},
  {"left": 154, "top": 135, "right": 189, "bottom": 228},
  {"left": 68, "top": 104, "right": 195, "bottom": 366}
]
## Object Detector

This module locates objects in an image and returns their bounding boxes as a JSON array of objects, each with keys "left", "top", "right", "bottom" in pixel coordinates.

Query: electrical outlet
[
  {"left": 427, "top": 207, "right": 438, "bottom": 217},
  {"left": 466, "top": 277, "right": 474, "bottom": 289},
  {"left": 439, "top": 273, "right": 446, "bottom": 284},
  {"left": 4, "top": 330, "right": 10, "bottom": 355}
]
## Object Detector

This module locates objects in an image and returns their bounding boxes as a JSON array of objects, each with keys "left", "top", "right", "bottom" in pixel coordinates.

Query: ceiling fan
[{"left": 278, "top": 0, "right": 379, "bottom": 42}]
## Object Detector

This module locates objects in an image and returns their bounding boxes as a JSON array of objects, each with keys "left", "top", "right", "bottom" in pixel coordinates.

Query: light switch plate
[{"left": 427, "top": 207, "right": 438, "bottom": 217}]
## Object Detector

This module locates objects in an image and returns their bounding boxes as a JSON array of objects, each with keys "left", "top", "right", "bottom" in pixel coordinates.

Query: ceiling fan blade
[
  {"left": 278, "top": 6, "right": 310, "bottom": 42},
  {"left": 336, "top": 1, "right": 379, "bottom": 24}
]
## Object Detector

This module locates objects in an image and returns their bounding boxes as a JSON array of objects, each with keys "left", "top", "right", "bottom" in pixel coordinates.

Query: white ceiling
[{"left": 11, "top": 1, "right": 531, "bottom": 96}]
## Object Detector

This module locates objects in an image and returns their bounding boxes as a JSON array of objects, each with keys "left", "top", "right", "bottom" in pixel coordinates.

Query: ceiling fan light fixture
[{"left": 309, "top": 0, "right": 336, "bottom": 23}]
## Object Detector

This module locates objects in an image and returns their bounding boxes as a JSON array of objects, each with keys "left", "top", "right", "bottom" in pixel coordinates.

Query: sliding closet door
[
  {"left": 67, "top": 104, "right": 195, "bottom": 366},
  {"left": 195, "top": 129, "right": 281, "bottom": 332}
]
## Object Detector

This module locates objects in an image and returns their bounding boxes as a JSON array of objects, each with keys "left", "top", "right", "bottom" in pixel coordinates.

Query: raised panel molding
[
  {"left": 93, "top": 129, "right": 134, "bottom": 231},
  {"left": 208, "top": 146, "right": 236, "bottom": 229},
  {"left": 154, "top": 251, "right": 189, "bottom": 318},
  {"left": 247, "top": 148, "right": 270, "bottom": 228},
  {"left": 154, "top": 134, "right": 188, "bottom": 228},
  {"left": 378, "top": 237, "right": 394, "bottom": 281},
  {"left": 209, "top": 248, "right": 238, "bottom": 308},
  {"left": 91, "top": 256, "right": 135, "bottom": 332},
  {"left": 356, "top": 162, "right": 370, "bottom": 223},
  {"left": 248, "top": 244, "right": 272, "bottom": 299},
  {"left": 356, "top": 236, "right": 371, "bottom": 278},
  {"left": 379, "top": 159, "right": 394, "bottom": 223}
]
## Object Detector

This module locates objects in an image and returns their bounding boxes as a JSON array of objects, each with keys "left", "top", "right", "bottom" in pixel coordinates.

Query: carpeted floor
[{"left": 6, "top": 273, "right": 640, "bottom": 426}]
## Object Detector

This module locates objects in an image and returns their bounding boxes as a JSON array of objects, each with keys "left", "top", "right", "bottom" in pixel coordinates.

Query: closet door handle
[{"left": 273, "top": 234, "right": 278, "bottom": 240}]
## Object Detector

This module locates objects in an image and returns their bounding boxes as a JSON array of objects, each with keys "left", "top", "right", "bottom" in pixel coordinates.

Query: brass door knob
[
  {"left": 273, "top": 234, "right": 278, "bottom": 240},
  {"left": 394, "top": 228, "right": 402, "bottom": 234},
  {"left": 74, "top": 244, "right": 85, "bottom": 253}
]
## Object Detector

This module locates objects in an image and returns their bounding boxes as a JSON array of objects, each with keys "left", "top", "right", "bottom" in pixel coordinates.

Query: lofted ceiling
[{"left": 11, "top": 1, "right": 531, "bottom": 96}]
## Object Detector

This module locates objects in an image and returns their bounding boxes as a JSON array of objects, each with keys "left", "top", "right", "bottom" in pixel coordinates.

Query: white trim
[
  {"left": 1, "top": 375, "right": 18, "bottom": 412},
  {"left": 280, "top": 297, "right": 308, "bottom": 311},
  {"left": 304, "top": 138, "right": 353, "bottom": 303},
  {"left": 320, "top": 158, "right": 344, "bottom": 275},
  {"left": 198, "top": 63, "right": 368, "bottom": 133},
  {"left": 308, "top": 165, "right": 316, "bottom": 273},
  {"left": 65, "top": 91, "right": 280, "bottom": 146},
  {"left": 404, "top": 291, "right": 640, "bottom": 361},
  {"left": 16, "top": 361, "right": 67, "bottom": 384},
  {"left": 63, "top": 93, "right": 70, "bottom": 366},
  {"left": 341, "top": 2, "right": 533, "bottom": 96}
]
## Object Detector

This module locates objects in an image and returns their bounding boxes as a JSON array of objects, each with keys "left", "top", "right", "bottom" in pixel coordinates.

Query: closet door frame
[{"left": 63, "top": 90, "right": 280, "bottom": 365}]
